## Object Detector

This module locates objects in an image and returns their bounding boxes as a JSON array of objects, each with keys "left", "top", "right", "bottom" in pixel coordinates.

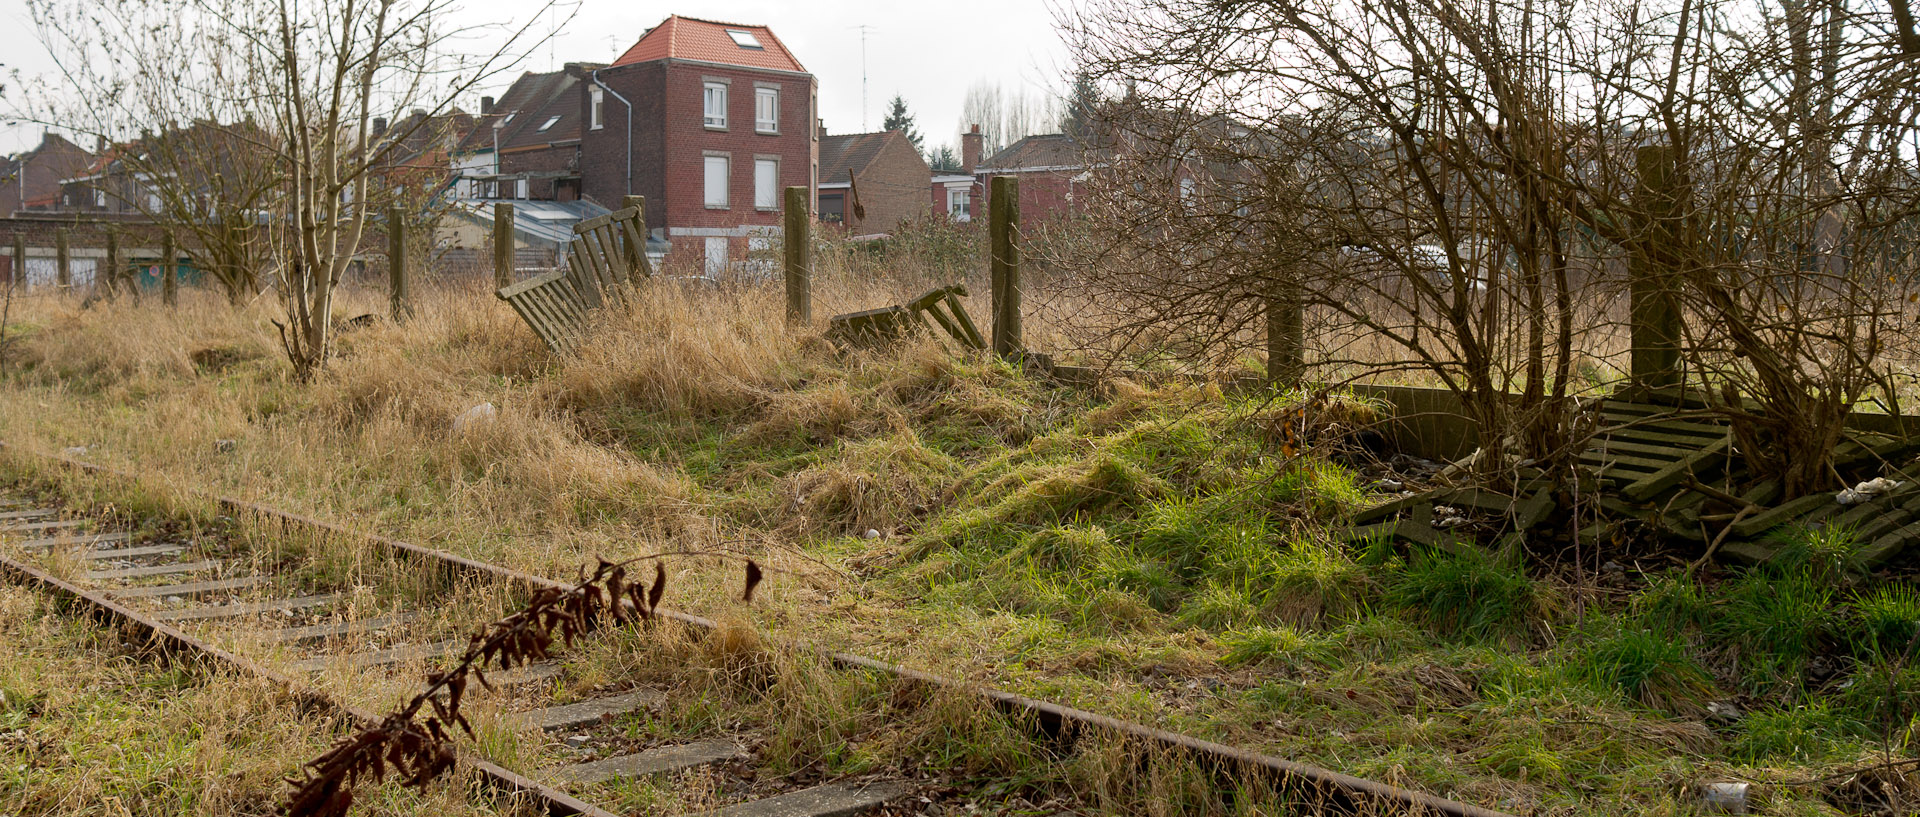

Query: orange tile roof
[{"left": 611, "top": 15, "right": 807, "bottom": 73}]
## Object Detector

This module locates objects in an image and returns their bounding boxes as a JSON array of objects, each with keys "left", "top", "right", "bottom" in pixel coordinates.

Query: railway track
[{"left": 0, "top": 449, "right": 1513, "bottom": 817}]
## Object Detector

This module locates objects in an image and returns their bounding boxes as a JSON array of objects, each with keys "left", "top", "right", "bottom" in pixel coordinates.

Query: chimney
[
  {"left": 412, "top": 108, "right": 427, "bottom": 117},
  {"left": 94, "top": 135, "right": 106, "bottom": 154},
  {"left": 481, "top": 96, "right": 495, "bottom": 115},
  {"left": 372, "top": 117, "right": 389, "bottom": 137},
  {"left": 961, "top": 124, "right": 983, "bottom": 174}
]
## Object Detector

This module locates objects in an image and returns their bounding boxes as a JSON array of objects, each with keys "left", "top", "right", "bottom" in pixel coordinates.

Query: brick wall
[
  {"left": 581, "top": 59, "right": 816, "bottom": 268},
  {"left": 579, "top": 62, "right": 669, "bottom": 229},
  {"left": 845, "top": 135, "right": 930, "bottom": 235},
  {"left": 658, "top": 63, "right": 814, "bottom": 231}
]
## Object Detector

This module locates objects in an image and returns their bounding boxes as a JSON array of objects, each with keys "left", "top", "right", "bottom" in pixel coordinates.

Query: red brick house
[
  {"left": 579, "top": 15, "right": 817, "bottom": 274},
  {"left": 975, "top": 133, "right": 1089, "bottom": 231},
  {"left": 818, "top": 129, "right": 930, "bottom": 236},
  {"left": 0, "top": 133, "right": 95, "bottom": 216}
]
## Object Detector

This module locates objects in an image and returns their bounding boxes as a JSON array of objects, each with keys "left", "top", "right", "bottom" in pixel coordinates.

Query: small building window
[
  {"left": 754, "top": 158, "right": 778, "bottom": 210},
  {"left": 590, "top": 86, "right": 604, "bottom": 130},
  {"left": 755, "top": 88, "right": 778, "bottom": 134},
  {"left": 537, "top": 115, "right": 561, "bottom": 132},
  {"left": 94, "top": 189, "right": 106, "bottom": 209},
  {"left": 947, "top": 188, "right": 971, "bottom": 222},
  {"left": 703, "top": 82, "right": 728, "bottom": 129},
  {"left": 704, "top": 154, "right": 730, "bottom": 209},
  {"left": 726, "top": 29, "right": 763, "bottom": 49},
  {"left": 515, "top": 178, "right": 529, "bottom": 199},
  {"left": 819, "top": 192, "right": 844, "bottom": 223}
]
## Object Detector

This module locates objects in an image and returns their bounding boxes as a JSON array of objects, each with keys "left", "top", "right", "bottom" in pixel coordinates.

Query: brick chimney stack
[
  {"left": 961, "top": 124, "right": 983, "bottom": 174},
  {"left": 481, "top": 96, "right": 495, "bottom": 115}
]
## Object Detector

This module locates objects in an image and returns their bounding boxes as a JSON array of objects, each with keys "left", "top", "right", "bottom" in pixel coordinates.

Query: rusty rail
[{"left": 0, "top": 545, "right": 616, "bottom": 817}]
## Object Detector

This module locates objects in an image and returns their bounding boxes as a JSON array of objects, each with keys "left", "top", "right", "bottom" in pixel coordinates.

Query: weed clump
[{"left": 1386, "top": 548, "right": 1550, "bottom": 643}]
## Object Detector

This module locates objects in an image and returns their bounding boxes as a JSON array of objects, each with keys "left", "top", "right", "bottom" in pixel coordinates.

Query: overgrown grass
[{"left": 2, "top": 280, "right": 1916, "bottom": 815}]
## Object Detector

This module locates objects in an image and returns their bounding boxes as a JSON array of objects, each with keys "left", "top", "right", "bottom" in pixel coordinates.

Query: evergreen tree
[
  {"left": 1060, "top": 70, "right": 1101, "bottom": 141},
  {"left": 881, "top": 94, "right": 923, "bottom": 151},
  {"left": 927, "top": 144, "right": 961, "bottom": 171}
]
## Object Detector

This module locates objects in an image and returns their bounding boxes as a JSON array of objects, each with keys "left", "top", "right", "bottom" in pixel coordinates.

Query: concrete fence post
[
  {"left": 10, "top": 234, "right": 24, "bottom": 292},
  {"left": 103, "top": 231, "right": 121, "bottom": 300},
  {"left": 55, "top": 229, "right": 71, "bottom": 290},
  {"left": 1266, "top": 277, "right": 1305, "bottom": 385},
  {"left": 389, "top": 206, "right": 412, "bottom": 323},
  {"left": 1631, "top": 145, "right": 1683, "bottom": 391},
  {"left": 784, "top": 186, "right": 811, "bottom": 326},
  {"left": 492, "top": 202, "right": 514, "bottom": 290},
  {"left": 989, "top": 175, "right": 1022, "bottom": 356},
  {"left": 162, "top": 232, "right": 178, "bottom": 307}
]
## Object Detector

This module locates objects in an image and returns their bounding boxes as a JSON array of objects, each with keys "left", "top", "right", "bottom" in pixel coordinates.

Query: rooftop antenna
[{"left": 850, "top": 25, "right": 875, "bottom": 131}]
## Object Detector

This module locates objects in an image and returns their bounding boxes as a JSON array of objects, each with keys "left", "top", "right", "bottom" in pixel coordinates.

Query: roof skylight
[
  {"left": 537, "top": 115, "right": 561, "bottom": 132},
  {"left": 725, "top": 29, "right": 763, "bottom": 49}
]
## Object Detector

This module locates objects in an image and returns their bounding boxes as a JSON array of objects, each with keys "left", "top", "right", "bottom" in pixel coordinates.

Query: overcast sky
[{"left": 0, "top": 0, "right": 1074, "bottom": 155}]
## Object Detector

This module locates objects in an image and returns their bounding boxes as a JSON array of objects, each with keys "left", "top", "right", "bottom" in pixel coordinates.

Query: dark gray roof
[{"left": 979, "top": 133, "right": 1084, "bottom": 171}]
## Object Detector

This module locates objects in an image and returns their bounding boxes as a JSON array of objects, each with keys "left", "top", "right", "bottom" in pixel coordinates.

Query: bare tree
[
  {"left": 1061, "top": 0, "right": 1920, "bottom": 502},
  {"left": 16, "top": 0, "right": 565, "bottom": 379}
]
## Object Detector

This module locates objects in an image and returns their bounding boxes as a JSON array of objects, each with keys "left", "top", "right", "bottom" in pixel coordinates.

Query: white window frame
[
  {"left": 94, "top": 189, "right": 106, "bottom": 209},
  {"left": 515, "top": 178, "right": 529, "bottom": 200},
  {"left": 754, "top": 156, "right": 779, "bottom": 210},
  {"left": 703, "top": 81, "right": 729, "bottom": 130},
  {"left": 755, "top": 86, "right": 779, "bottom": 134},
  {"left": 537, "top": 115, "right": 561, "bottom": 132},
  {"left": 946, "top": 187, "right": 971, "bottom": 222},
  {"left": 704, "top": 153, "right": 730, "bottom": 209},
  {"left": 589, "top": 86, "right": 604, "bottom": 130}
]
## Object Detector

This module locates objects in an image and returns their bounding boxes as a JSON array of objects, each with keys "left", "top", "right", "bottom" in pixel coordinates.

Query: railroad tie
[
  {"left": 151, "top": 593, "right": 342, "bottom": 623},
  {"left": 0, "top": 519, "right": 87, "bottom": 534},
  {"left": 527, "top": 688, "right": 665, "bottom": 732},
  {"left": 683, "top": 781, "right": 915, "bottom": 817},
  {"left": 0, "top": 509, "right": 56, "bottom": 521},
  {"left": 107, "top": 575, "right": 270, "bottom": 599},
  {"left": 87, "top": 559, "right": 221, "bottom": 581},
  {"left": 73, "top": 544, "right": 184, "bottom": 561},
  {"left": 13, "top": 532, "right": 132, "bottom": 551},
  {"left": 556, "top": 739, "right": 743, "bottom": 785},
  {"left": 259, "top": 613, "right": 414, "bottom": 647},
  {"left": 289, "top": 638, "right": 463, "bottom": 674}
]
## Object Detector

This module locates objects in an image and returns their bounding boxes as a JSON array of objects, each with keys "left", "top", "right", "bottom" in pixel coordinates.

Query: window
[
  {"left": 589, "top": 86, "right": 604, "bottom": 130},
  {"left": 754, "top": 158, "right": 778, "bottom": 209},
  {"left": 1179, "top": 176, "right": 1196, "bottom": 201},
  {"left": 515, "top": 178, "right": 528, "bottom": 199},
  {"left": 703, "top": 82, "right": 728, "bottom": 129},
  {"left": 725, "top": 29, "right": 762, "bottom": 48},
  {"left": 947, "top": 188, "right": 971, "bottom": 222},
  {"left": 537, "top": 115, "right": 561, "bottom": 132},
  {"left": 704, "top": 154, "right": 729, "bottom": 208},
  {"left": 755, "top": 87, "right": 778, "bottom": 133},
  {"left": 819, "top": 193, "right": 844, "bottom": 223},
  {"left": 94, "top": 189, "right": 106, "bottom": 209}
]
